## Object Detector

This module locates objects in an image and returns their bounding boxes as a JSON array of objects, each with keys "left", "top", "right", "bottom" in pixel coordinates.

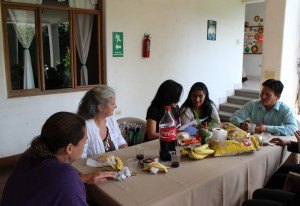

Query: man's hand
[
  {"left": 270, "top": 137, "right": 291, "bottom": 147},
  {"left": 80, "top": 171, "right": 116, "bottom": 184},
  {"left": 256, "top": 124, "right": 267, "bottom": 133},
  {"left": 240, "top": 121, "right": 249, "bottom": 131}
]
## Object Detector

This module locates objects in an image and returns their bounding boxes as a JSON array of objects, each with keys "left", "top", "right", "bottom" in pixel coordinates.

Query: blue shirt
[{"left": 230, "top": 100, "right": 298, "bottom": 136}]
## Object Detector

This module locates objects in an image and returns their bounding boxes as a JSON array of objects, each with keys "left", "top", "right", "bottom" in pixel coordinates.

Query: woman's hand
[
  {"left": 270, "top": 137, "right": 291, "bottom": 147},
  {"left": 295, "top": 130, "right": 300, "bottom": 142},
  {"left": 119, "top": 144, "right": 128, "bottom": 149},
  {"left": 80, "top": 171, "right": 116, "bottom": 184}
]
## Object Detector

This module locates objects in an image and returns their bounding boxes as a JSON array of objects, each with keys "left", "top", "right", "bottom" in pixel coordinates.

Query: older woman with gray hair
[{"left": 78, "top": 85, "right": 127, "bottom": 158}]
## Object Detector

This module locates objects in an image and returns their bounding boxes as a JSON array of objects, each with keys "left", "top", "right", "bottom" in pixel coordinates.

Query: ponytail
[{"left": 28, "top": 136, "right": 52, "bottom": 158}]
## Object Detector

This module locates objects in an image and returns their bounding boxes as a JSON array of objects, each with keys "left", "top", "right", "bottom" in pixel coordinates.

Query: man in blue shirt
[{"left": 230, "top": 79, "right": 297, "bottom": 136}]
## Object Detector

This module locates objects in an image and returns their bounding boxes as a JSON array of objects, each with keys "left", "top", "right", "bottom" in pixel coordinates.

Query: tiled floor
[{"left": 242, "top": 79, "right": 260, "bottom": 91}]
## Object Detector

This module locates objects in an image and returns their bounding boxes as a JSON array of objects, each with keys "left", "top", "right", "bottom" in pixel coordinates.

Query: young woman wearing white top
[{"left": 77, "top": 85, "right": 127, "bottom": 158}]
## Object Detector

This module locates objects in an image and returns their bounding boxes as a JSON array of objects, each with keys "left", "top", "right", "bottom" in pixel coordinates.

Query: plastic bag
[
  {"left": 209, "top": 136, "right": 260, "bottom": 157},
  {"left": 219, "top": 122, "right": 248, "bottom": 139}
]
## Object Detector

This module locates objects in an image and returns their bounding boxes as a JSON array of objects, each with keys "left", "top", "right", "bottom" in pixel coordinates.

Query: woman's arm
[
  {"left": 80, "top": 171, "right": 116, "bottom": 184},
  {"left": 146, "top": 119, "right": 159, "bottom": 140}
]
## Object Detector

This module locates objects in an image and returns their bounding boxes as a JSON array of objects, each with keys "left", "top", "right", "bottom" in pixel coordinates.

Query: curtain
[
  {"left": 6, "top": 0, "right": 42, "bottom": 89},
  {"left": 75, "top": 14, "right": 94, "bottom": 85},
  {"left": 8, "top": 9, "right": 37, "bottom": 89},
  {"left": 70, "top": 0, "right": 96, "bottom": 85},
  {"left": 69, "top": 0, "right": 97, "bottom": 9}
]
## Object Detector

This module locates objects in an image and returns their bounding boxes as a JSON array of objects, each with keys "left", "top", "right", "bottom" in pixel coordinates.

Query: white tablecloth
[{"left": 72, "top": 137, "right": 292, "bottom": 206}]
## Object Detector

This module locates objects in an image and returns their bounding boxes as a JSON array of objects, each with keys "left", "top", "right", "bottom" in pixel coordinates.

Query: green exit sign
[{"left": 112, "top": 32, "right": 123, "bottom": 57}]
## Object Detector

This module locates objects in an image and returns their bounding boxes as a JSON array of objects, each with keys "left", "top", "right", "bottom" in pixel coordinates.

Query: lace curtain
[
  {"left": 8, "top": 9, "right": 38, "bottom": 89},
  {"left": 6, "top": 0, "right": 42, "bottom": 89}
]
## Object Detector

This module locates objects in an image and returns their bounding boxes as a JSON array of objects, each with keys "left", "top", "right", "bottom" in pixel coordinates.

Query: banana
[
  {"left": 181, "top": 148, "right": 189, "bottom": 156},
  {"left": 115, "top": 157, "right": 124, "bottom": 171},
  {"left": 189, "top": 149, "right": 207, "bottom": 160},
  {"left": 109, "top": 156, "right": 123, "bottom": 171},
  {"left": 193, "top": 144, "right": 209, "bottom": 152},
  {"left": 143, "top": 162, "right": 169, "bottom": 173},
  {"left": 193, "top": 148, "right": 214, "bottom": 155}
]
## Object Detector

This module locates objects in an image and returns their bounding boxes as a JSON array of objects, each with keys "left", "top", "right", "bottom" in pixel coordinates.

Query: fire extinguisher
[{"left": 143, "top": 34, "right": 151, "bottom": 58}]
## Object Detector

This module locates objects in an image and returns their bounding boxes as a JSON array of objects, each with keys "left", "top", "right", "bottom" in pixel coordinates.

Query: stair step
[
  {"left": 219, "top": 103, "right": 243, "bottom": 113},
  {"left": 219, "top": 111, "right": 233, "bottom": 123},
  {"left": 227, "top": 95, "right": 255, "bottom": 105},
  {"left": 235, "top": 89, "right": 260, "bottom": 98}
]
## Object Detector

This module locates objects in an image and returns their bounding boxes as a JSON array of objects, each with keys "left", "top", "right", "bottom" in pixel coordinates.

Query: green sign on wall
[{"left": 112, "top": 32, "right": 123, "bottom": 57}]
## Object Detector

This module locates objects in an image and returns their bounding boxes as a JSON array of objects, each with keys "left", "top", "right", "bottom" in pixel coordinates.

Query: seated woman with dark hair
[
  {"left": 1, "top": 112, "right": 116, "bottom": 206},
  {"left": 180, "top": 82, "right": 220, "bottom": 125},
  {"left": 144, "top": 79, "right": 183, "bottom": 141}
]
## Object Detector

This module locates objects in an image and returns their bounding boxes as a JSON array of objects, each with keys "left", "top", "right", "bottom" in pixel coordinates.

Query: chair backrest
[{"left": 117, "top": 117, "right": 147, "bottom": 145}]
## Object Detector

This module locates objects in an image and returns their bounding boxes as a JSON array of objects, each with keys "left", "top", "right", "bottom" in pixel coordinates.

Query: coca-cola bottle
[{"left": 159, "top": 106, "right": 177, "bottom": 161}]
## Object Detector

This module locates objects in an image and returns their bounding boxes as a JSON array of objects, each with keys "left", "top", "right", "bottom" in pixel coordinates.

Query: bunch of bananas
[
  {"left": 181, "top": 144, "right": 214, "bottom": 160},
  {"left": 143, "top": 162, "right": 169, "bottom": 173}
]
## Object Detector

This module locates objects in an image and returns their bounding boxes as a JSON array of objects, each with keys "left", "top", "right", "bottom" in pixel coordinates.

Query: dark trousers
[
  {"left": 242, "top": 189, "right": 295, "bottom": 206},
  {"left": 264, "top": 164, "right": 300, "bottom": 189}
]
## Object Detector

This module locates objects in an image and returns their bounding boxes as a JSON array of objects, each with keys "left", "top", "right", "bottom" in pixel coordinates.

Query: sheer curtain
[
  {"left": 7, "top": 0, "right": 42, "bottom": 89},
  {"left": 69, "top": 0, "right": 96, "bottom": 85},
  {"left": 8, "top": 9, "right": 36, "bottom": 89}
]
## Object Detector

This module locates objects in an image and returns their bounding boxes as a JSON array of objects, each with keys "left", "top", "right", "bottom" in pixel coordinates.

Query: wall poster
[{"left": 207, "top": 20, "right": 217, "bottom": 41}]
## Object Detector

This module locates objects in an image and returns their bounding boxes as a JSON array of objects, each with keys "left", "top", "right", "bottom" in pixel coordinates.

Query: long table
[{"left": 72, "top": 138, "right": 292, "bottom": 206}]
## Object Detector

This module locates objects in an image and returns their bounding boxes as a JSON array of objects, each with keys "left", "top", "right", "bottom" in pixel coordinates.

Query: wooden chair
[{"left": 117, "top": 117, "right": 147, "bottom": 145}]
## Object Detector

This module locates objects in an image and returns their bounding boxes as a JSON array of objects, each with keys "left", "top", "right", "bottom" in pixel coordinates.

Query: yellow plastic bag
[
  {"left": 210, "top": 136, "right": 260, "bottom": 157},
  {"left": 219, "top": 122, "right": 248, "bottom": 139}
]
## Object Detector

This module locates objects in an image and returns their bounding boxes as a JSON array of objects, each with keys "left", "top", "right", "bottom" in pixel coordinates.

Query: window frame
[{"left": 1, "top": 0, "right": 105, "bottom": 98}]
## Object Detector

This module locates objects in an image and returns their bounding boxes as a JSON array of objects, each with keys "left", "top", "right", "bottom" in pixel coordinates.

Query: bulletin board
[{"left": 244, "top": 26, "right": 263, "bottom": 54}]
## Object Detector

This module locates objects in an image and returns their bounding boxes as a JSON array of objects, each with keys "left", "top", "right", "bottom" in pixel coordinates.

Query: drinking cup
[
  {"left": 248, "top": 123, "right": 256, "bottom": 134},
  {"left": 135, "top": 145, "right": 144, "bottom": 160},
  {"left": 261, "top": 132, "right": 271, "bottom": 142},
  {"left": 171, "top": 152, "right": 181, "bottom": 168},
  {"left": 126, "top": 158, "right": 138, "bottom": 176}
]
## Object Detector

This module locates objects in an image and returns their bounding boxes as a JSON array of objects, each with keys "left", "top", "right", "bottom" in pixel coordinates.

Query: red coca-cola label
[{"left": 160, "top": 127, "right": 176, "bottom": 141}]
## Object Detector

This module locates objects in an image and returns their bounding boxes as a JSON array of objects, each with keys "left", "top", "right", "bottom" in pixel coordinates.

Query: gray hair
[{"left": 77, "top": 85, "right": 115, "bottom": 120}]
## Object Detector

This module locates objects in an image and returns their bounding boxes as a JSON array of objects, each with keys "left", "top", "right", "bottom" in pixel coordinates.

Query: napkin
[{"left": 86, "top": 158, "right": 110, "bottom": 167}]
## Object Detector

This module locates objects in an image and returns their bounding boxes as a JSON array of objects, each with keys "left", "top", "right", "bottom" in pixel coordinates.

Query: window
[{"left": 1, "top": 0, "right": 104, "bottom": 97}]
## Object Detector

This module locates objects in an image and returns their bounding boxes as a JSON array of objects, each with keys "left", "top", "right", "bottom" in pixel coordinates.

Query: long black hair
[
  {"left": 180, "top": 82, "right": 213, "bottom": 118},
  {"left": 150, "top": 79, "right": 183, "bottom": 108}
]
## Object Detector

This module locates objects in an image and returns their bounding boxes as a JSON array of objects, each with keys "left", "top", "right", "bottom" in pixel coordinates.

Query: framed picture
[
  {"left": 207, "top": 20, "right": 217, "bottom": 41},
  {"left": 244, "top": 26, "right": 263, "bottom": 54}
]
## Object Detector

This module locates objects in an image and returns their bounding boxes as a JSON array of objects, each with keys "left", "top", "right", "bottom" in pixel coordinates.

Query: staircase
[{"left": 219, "top": 89, "right": 260, "bottom": 122}]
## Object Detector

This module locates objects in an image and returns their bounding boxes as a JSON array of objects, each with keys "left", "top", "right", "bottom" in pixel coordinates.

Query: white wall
[
  {"left": 243, "top": 2, "right": 265, "bottom": 79},
  {"left": 262, "top": 0, "right": 300, "bottom": 109},
  {"left": 0, "top": 0, "right": 245, "bottom": 157},
  {"left": 280, "top": 0, "right": 300, "bottom": 108}
]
